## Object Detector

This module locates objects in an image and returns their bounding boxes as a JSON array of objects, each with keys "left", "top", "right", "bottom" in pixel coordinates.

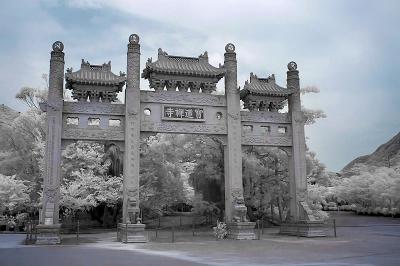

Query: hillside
[
  {"left": 342, "top": 132, "right": 400, "bottom": 173},
  {"left": 0, "top": 104, "right": 20, "bottom": 150},
  {"left": 0, "top": 104, "right": 20, "bottom": 128}
]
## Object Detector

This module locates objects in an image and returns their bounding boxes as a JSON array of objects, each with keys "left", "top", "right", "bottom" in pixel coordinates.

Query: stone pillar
[
  {"left": 36, "top": 41, "right": 65, "bottom": 244},
  {"left": 280, "top": 62, "right": 326, "bottom": 237},
  {"left": 120, "top": 34, "right": 146, "bottom": 243},
  {"left": 287, "top": 61, "right": 306, "bottom": 221},
  {"left": 224, "top": 43, "right": 255, "bottom": 240}
]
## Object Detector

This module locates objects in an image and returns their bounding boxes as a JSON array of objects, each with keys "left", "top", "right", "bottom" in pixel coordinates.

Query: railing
[{"left": 25, "top": 219, "right": 39, "bottom": 244}]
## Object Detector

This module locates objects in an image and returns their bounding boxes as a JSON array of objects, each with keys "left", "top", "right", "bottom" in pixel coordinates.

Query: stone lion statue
[{"left": 232, "top": 195, "right": 248, "bottom": 223}]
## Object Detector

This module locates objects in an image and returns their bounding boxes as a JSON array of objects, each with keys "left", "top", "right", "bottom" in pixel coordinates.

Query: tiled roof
[
  {"left": 142, "top": 49, "right": 225, "bottom": 78},
  {"left": 240, "top": 73, "right": 293, "bottom": 98},
  {"left": 65, "top": 59, "right": 126, "bottom": 87}
]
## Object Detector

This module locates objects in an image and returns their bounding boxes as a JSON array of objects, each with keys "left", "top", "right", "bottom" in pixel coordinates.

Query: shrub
[{"left": 213, "top": 219, "right": 228, "bottom": 239}]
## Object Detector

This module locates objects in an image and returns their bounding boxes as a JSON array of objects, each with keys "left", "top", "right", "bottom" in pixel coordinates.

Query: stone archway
[{"left": 36, "top": 35, "right": 324, "bottom": 245}]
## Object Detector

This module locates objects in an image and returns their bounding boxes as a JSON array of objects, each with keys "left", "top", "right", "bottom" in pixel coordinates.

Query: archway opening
[{"left": 139, "top": 133, "right": 224, "bottom": 228}]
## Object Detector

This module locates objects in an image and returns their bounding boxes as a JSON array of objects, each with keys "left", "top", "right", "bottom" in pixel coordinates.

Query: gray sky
[{"left": 1, "top": 0, "right": 399, "bottom": 171}]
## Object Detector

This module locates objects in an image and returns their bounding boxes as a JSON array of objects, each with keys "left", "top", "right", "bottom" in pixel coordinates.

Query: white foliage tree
[{"left": 0, "top": 174, "right": 30, "bottom": 214}]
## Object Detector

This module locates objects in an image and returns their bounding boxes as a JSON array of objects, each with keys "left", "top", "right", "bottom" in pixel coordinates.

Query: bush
[{"left": 213, "top": 220, "right": 228, "bottom": 239}]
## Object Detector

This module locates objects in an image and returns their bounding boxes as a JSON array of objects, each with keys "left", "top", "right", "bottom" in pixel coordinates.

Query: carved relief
[
  {"left": 140, "top": 91, "right": 226, "bottom": 107},
  {"left": 241, "top": 135, "right": 292, "bottom": 146},
  {"left": 44, "top": 188, "right": 58, "bottom": 203},
  {"left": 240, "top": 111, "right": 291, "bottom": 124},
  {"left": 63, "top": 102, "right": 125, "bottom": 115},
  {"left": 141, "top": 121, "right": 227, "bottom": 135},
  {"left": 62, "top": 128, "right": 125, "bottom": 141},
  {"left": 127, "top": 188, "right": 139, "bottom": 210}
]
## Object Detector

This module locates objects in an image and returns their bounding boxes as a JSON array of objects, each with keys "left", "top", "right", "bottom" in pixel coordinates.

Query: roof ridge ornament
[
  {"left": 225, "top": 43, "right": 235, "bottom": 53},
  {"left": 52, "top": 41, "right": 64, "bottom": 52},
  {"left": 158, "top": 48, "right": 168, "bottom": 57},
  {"left": 129, "top": 34, "right": 140, "bottom": 44},
  {"left": 288, "top": 61, "right": 297, "bottom": 71},
  {"left": 199, "top": 51, "right": 208, "bottom": 62}
]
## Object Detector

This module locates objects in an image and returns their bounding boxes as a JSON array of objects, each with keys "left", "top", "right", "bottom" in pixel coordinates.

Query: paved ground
[{"left": 1, "top": 212, "right": 400, "bottom": 266}]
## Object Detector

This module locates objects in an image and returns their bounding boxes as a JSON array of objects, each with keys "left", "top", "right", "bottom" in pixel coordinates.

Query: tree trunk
[
  {"left": 270, "top": 203, "right": 274, "bottom": 222},
  {"left": 277, "top": 197, "right": 283, "bottom": 222},
  {"left": 102, "top": 205, "right": 108, "bottom": 227}
]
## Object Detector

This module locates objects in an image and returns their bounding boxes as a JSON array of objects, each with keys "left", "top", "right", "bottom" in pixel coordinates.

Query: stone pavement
[{"left": 1, "top": 212, "right": 400, "bottom": 266}]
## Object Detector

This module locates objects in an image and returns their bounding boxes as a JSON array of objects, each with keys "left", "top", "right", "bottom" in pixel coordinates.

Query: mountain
[{"left": 342, "top": 132, "right": 400, "bottom": 173}]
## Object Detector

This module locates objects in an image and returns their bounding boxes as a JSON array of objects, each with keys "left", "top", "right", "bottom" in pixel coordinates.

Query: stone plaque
[{"left": 162, "top": 105, "right": 205, "bottom": 122}]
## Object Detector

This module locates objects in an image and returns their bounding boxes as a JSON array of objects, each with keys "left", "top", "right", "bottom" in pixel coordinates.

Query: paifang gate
[{"left": 36, "top": 34, "right": 325, "bottom": 244}]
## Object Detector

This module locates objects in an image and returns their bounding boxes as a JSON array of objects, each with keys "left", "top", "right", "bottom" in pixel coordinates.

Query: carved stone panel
[
  {"left": 140, "top": 90, "right": 226, "bottom": 107},
  {"left": 162, "top": 105, "right": 205, "bottom": 122},
  {"left": 63, "top": 101, "right": 125, "bottom": 115},
  {"left": 241, "top": 135, "right": 292, "bottom": 146},
  {"left": 62, "top": 128, "right": 125, "bottom": 141},
  {"left": 240, "top": 111, "right": 291, "bottom": 124},
  {"left": 141, "top": 121, "right": 227, "bottom": 135}
]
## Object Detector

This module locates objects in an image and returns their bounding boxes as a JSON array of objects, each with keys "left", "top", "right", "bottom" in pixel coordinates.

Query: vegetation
[{"left": 3, "top": 80, "right": 399, "bottom": 230}]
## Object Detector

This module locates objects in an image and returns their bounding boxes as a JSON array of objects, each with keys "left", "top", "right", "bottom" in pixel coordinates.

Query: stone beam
[
  {"left": 240, "top": 111, "right": 291, "bottom": 124},
  {"left": 140, "top": 121, "right": 227, "bottom": 135},
  {"left": 63, "top": 102, "right": 125, "bottom": 115},
  {"left": 140, "top": 90, "right": 226, "bottom": 107},
  {"left": 62, "top": 128, "right": 125, "bottom": 141}
]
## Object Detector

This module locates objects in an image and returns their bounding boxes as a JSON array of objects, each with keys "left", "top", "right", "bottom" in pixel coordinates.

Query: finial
[
  {"left": 158, "top": 48, "right": 168, "bottom": 56},
  {"left": 129, "top": 34, "right": 140, "bottom": 44},
  {"left": 52, "top": 41, "right": 64, "bottom": 52},
  {"left": 225, "top": 43, "right": 235, "bottom": 53},
  {"left": 287, "top": 61, "right": 297, "bottom": 71}
]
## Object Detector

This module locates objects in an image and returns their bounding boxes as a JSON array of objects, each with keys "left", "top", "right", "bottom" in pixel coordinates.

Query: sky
[{"left": 0, "top": 0, "right": 399, "bottom": 172}]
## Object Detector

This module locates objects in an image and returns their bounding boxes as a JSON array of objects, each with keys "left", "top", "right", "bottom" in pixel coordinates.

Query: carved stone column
[
  {"left": 224, "top": 43, "right": 255, "bottom": 239},
  {"left": 36, "top": 41, "right": 65, "bottom": 245},
  {"left": 120, "top": 34, "right": 146, "bottom": 243},
  {"left": 280, "top": 62, "right": 326, "bottom": 237}
]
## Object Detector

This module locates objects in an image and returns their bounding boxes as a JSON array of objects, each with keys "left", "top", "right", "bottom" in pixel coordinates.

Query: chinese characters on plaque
[{"left": 163, "top": 105, "right": 204, "bottom": 121}]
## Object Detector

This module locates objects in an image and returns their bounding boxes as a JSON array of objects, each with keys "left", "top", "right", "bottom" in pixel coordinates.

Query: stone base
[
  {"left": 117, "top": 223, "right": 147, "bottom": 243},
  {"left": 280, "top": 221, "right": 326, "bottom": 237},
  {"left": 35, "top": 224, "right": 61, "bottom": 245},
  {"left": 227, "top": 222, "right": 256, "bottom": 240}
]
